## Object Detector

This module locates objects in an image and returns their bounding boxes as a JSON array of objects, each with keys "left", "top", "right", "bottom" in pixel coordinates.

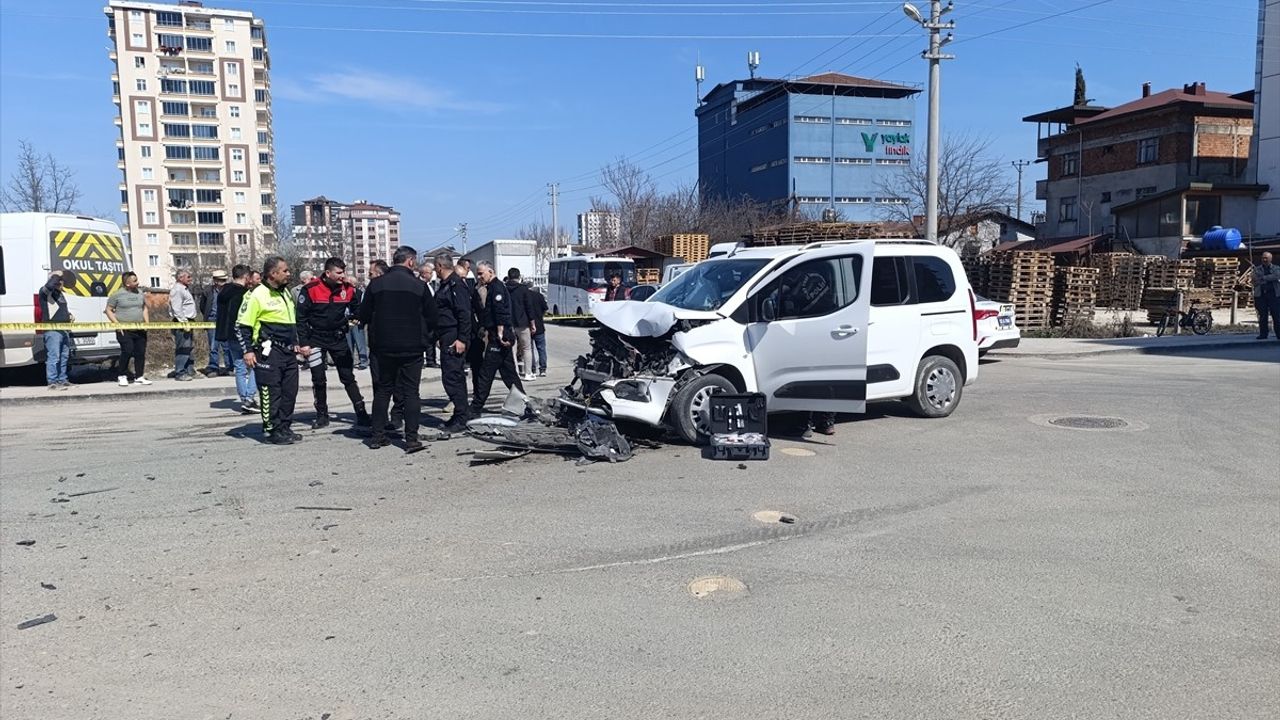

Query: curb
[
  {"left": 988, "top": 335, "right": 1269, "bottom": 360},
  {"left": 0, "top": 384, "right": 242, "bottom": 406}
]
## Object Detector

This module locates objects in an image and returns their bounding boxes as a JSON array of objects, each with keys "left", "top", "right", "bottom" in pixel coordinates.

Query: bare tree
[
  {"left": 697, "top": 193, "right": 776, "bottom": 244},
  {"left": 1, "top": 140, "right": 82, "bottom": 213},
  {"left": 598, "top": 158, "right": 661, "bottom": 248},
  {"left": 875, "top": 133, "right": 1015, "bottom": 246}
]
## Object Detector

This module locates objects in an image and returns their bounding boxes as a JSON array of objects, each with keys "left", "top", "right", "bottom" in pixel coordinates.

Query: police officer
[
  {"left": 235, "top": 255, "right": 308, "bottom": 445},
  {"left": 297, "top": 257, "right": 371, "bottom": 430},
  {"left": 469, "top": 260, "right": 524, "bottom": 417},
  {"left": 432, "top": 253, "right": 472, "bottom": 432}
]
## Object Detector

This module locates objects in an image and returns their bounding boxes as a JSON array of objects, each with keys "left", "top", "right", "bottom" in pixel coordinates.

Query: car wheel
[
  {"left": 669, "top": 373, "right": 737, "bottom": 445},
  {"left": 905, "top": 355, "right": 962, "bottom": 418}
]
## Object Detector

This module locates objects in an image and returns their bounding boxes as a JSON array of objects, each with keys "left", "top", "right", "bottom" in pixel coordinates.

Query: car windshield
[{"left": 649, "top": 258, "right": 770, "bottom": 311}]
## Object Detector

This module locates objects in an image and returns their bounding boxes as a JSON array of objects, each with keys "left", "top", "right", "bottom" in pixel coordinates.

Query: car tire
[
  {"left": 905, "top": 355, "right": 962, "bottom": 418},
  {"left": 669, "top": 373, "right": 737, "bottom": 445}
]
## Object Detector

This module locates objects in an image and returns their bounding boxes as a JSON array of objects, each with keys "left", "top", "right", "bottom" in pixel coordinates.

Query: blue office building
[{"left": 697, "top": 72, "right": 920, "bottom": 220}]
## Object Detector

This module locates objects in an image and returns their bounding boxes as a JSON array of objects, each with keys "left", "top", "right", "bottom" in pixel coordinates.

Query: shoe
[
  {"left": 1258, "top": 335, "right": 1269, "bottom": 340},
  {"left": 814, "top": 424, "right": 836, "bottom": 436},
  {"left": 538, "top": 370, "right": 547, "bottom": 377},
  {"left": 356, "top": 365, "right": 368, "bottom": 371},
  {"left": 443, "top": 415, "right": 469, "bottom": 434},
  {"left": 367, "top": 435, "right": 390, "bottom": 449},
  {"left": 135, "top": 377, "right": 153, "bottom": 386},
  {"left": 175, "top": 374, "right": 193, "bottom": 382},
  {"left": 355, "top": 410, "right": 372, "bottom": 427},
  {"left": 269, "top": 431, "right": 295, "bottom": 445},
  {"left": 403, "top": 439, "right": 426, "bottom": 454},
  {"left": 199, "top": 368, "right": 216, "bottom": 377},
  {"left": 312, "top": 414, "right": 331, "bottom": 430},
  {"left": 239, "top": 400, "right": 255, "bottom": 414},
  {"left": 117, "top": 375, "right": 130, "bottom": 387},
  {"left": 48, "top": 384, "right": 59, "bottom": 391},
  {"left": 286, "top": 429, "right": 303, "bottom": 442},
  {"left": 58, "top": 383, "right": 70, "bottom": 390},
  {"left": 523, "top": 374, "right": 535, "bottom": 382}
]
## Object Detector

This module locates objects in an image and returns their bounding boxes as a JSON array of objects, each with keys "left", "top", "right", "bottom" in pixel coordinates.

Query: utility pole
[
  {"left": 1011, "top": 159, "right": 1031, "bottom": 220},
  {"left": 547, "top": 182, "right": 560, "bottom": 255},
  {"left": 904, "top": 2, "right": 954, "bottom": 243},
  {"left": 456, "top": 222, "right": 468, "bottom": 254}
]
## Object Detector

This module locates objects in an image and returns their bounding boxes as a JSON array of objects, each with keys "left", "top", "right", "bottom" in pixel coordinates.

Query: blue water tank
[{"left": 1202, "top": 226, "right": 1243, "bottom": 251}]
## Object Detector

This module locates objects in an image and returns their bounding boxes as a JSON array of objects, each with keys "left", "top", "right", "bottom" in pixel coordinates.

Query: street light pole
[{"left": 904, "top": 2, "right": 954, "bottom": 243}]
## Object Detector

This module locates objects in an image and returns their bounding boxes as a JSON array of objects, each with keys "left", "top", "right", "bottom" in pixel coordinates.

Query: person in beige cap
[{"left": 200, "top": 269, "right": 232, "bottom": 376}]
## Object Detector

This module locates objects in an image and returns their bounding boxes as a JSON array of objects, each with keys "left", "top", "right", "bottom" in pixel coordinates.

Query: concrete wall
[
  {"left": 1254, "top": 0, "right": 1280, "bottom": 237},
  {"left": 1044, "top": 165, "right": 1180, "bottom": 237},
  {"left": 1132, "top": 237, "right": 1184, "bottom": 258}
]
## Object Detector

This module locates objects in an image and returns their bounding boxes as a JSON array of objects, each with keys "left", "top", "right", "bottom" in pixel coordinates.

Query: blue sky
[{"left": 0, "top": 0, "right": 1264, "bottom": 247}]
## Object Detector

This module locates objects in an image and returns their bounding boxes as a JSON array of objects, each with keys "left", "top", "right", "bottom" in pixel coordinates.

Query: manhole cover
[
  {"left": 781, "top": 447, "right": 816, "bottom": 457},
  {"left": 1049, "top": 416, "right": 1129, "bottom": 430},
  {"left": 752, "top": 510, "right": 798, "bottom": 525},
  {"left": 687, "top": 576, "right": 748, "bottom": 599}
]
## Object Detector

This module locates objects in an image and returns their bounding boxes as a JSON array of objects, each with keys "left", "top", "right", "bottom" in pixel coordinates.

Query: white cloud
[{"left": 272, "top": 68, "right": 502, "bottom": 114}]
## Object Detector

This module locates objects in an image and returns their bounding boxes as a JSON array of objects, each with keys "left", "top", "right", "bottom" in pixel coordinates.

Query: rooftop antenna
[
  {"left": 695, "top": 58, "right": 706, "bottom": 107},
  {"left": 747, "top": 50, "right": 760, "bottom": 79}
]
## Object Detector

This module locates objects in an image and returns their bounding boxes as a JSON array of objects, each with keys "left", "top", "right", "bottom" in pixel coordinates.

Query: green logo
[{"left": 861, "top": 132, "right": 878, "bottom": 153}]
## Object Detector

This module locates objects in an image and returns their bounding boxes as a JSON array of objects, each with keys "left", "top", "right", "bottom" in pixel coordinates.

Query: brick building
[{"left": 1024, "top": 82, "right": 1261, "bottom": 251}]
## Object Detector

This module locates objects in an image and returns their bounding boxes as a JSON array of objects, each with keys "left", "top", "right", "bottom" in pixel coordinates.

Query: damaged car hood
[{"left": 592, "top": 300, "right": 722, "bottom": 338}]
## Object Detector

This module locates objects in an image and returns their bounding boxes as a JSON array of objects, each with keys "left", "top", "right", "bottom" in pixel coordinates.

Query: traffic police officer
[
  {"left": 235, "top": 255, "right": 308, "bottom": 445},
  {"left": 432, "top": 253, "right": 472, "bottom": 432},
  {"left": 468, "top": 260, "right": 524, "bottom": 417}
]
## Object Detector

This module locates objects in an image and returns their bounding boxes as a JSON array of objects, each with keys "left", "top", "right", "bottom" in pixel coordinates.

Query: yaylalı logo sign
[{"left": 862, "top": 132, "right": 912, "bottom": 156}]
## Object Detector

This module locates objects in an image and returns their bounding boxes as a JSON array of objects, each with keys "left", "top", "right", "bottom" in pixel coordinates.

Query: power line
[
  {"left": 269, "top": 25, "right": 907, "bottom": 39},
  {"left": 232, "top": 0, "right": 902, "bottom": 16}
]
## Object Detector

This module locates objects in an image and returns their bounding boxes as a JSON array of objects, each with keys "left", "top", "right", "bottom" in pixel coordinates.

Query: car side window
[
  {"left": 758, "top": 256, "right": 860, "bottom": 321},
  {"left": 870, "top": 256, "right": 910, "bottom": 306},
  {"left": 913, "top": 256, "right": 956, "bottom": 303}
]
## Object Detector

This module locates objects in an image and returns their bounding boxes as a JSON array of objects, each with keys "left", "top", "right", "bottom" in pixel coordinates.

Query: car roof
[{"left": 708, "top": 239, "right": 956, "bottom": 261}]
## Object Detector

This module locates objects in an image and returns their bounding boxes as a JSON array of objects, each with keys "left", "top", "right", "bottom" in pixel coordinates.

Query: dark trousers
[
  {"left": 253, "top": 349, "right": 298, "bottom": 435},
  {"left": 1257, "top": 294, "right": 1280, "bottom": 338},
  {"left": 424, "top": 332, "right": 438, "bottom": 366},
  {"left": 116, "top": 329, "right": 147, "bottom": 380},
  {"left": 470, "top": 334, "right": 524, "bottom": 414},
  {"left": 532, "top": 332, "right": 547, "bottom": 373},
  {"left": 372, "top": 354, "right": 423, "bottom": 441},
  {"left": 173, "top": 329, "right": 195, "bottom": 377},
  {"left": 310, "top": 339, "right": 366, "bottom": 416},
  {"left": 369, "top": 354, "right": 404, "bottom": 427},
  {"left": 438, "top": 333, "right": 469, "bottom": 421}
]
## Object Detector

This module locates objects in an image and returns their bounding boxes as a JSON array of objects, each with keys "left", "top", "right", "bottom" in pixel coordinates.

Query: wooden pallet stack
[
  {"left": 636, "top": 267, "right": 660, "bottom": 285},
  {"left": 1193, "top": 257, "right": 1242, "bottom": 308},
  {"left": 747, "top": 221, "right": 912, "bottom": 246},
  {"left": 1146, "top": 259, "right": 1197, "bottom": 290},
  {"left": 1142, "top": 287, "right": 1214, "bottom": 323},
  {"left": 960, "top": 245, "right": 985, "bottom": 295},
  {"left": 1052, "top": 266, "right": 1099, "bottom": 326},
  {"left": 1089, "top": 253, "right": 1146, "bottom": 309},
  {"left": 655, "top": 233, "right": 710, "bottom": 263},
  {"left": 986, "top": 251, "right": 1055, "bottom": 329}
]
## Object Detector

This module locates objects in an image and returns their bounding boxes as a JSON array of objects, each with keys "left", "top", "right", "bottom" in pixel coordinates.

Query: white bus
[{"left": 546, "top": 256, "right": 637, "bottom": 316}]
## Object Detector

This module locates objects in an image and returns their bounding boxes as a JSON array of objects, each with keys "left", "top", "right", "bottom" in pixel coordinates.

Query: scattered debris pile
[{"left": 461, "top": 389, "right": 639, "bottom": 465}]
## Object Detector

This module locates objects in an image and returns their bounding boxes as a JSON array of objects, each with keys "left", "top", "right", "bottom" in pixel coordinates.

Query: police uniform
[
  {"left": 469, "top": 277, "right": 525, "bottom": 416},
  {"left": 297, "top": 277, "right": 369, "bottom": 428},
  {"left": 434, "top": 272, "right": 472, "bottom": 429},
  {"left": 234, "top": 281, "right": 301, "bottom": 442}
]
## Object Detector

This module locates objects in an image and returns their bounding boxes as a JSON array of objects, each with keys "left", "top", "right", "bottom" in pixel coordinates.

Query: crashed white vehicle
[{"left": 560, "top": 239, "right": 980, "bottom": 443}]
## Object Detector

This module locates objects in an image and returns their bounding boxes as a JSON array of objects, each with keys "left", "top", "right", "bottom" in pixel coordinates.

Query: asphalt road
[{"left": 1, "top": 327, "right": 1277, "bottom": 720}]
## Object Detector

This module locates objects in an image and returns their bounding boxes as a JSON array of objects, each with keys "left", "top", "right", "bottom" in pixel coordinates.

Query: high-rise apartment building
[
  {"left": 291, "top": 196, "right": 346, "bottom": 270},
  {"left": 105, "top": 0, "right": 275, "bottom": 287},
  {"left": 576, "top": 210, "right": 620, "bottom": 248},
  {"left": 288, "top": 197, "right": 401, "bottom": 281}
]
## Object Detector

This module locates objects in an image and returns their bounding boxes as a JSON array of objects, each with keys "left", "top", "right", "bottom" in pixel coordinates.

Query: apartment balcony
[{"left": 184, "top": 20, "right": 213, "bottom": 33}]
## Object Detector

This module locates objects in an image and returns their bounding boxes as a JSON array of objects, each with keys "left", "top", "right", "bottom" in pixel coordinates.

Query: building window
[
  {"left": 836, "top": 197, "right": 871, "bottom": 204},
  {"left": 769, "top": 159, "right": 786, "bottom": 168},
  {"left": 1135, "top": 186, "right": 1157, "bottom": 198},
  {"left": 161, "top": 101, "right": 188, "bottom": 116},
  {"left": 233, "top": 170, "right": 244, "bottom": 182},
  {"left": 229, "top": 83, "right": 240, "bottom": 95},
  {"left": 1062, "top": 152, "right": 1079, "bottom": 177},
  {"left": 142, "top": 189, "right": 157, "bottom": 202},
  {"left": 136, "top": 79, "right": 147, "bottom": 91},
  {"left": 186, "top": 37, "right": 213, "bottom": 52},
  {"left": 251, "top": 26, "right": 264, "bottom": 40},
  {"left": 230, "top": 106, "right": 240, "bottom": 118},
  {"left": 876, "top": 197, "right": 908, "bottom": 205},
  {"left": 836, "top": 117, "right": 872, "bottom": 125},
  {"left": 254, "top": 89, "right": 267, "bottom": 103},
  {"left": 142, "top": 167, "right": 154, "bottom": 180},
  {"left": 131, "top": 33, "right": 144, "bottom": 45},
  {"left": 163, "top": 123, "right": 190, "bottom": 138},
  {"left": 196, "top": 106, "right": 217, "bottom": 118},
  {"left": 198, "top": 232, "right": 224, "bottom": 245},
  {"left": 258, "top": 152, "right": 270, "bottom": 165},
  {"left": 131, "top": 9, "right": 143, "bottom": 19},
  {"left": 150, "top": 276, "right": 161, "bottom": 288},
  {"left": 876, "top": 159, "right": 910, "bottom": 166},
  {"left": 148, "top": 254, "right": 160, "bottom": 266},
  {"left": 235, "top": 212, "right": 247, "bottom": 224},
  {"left": 1138, "top": 137, "right": 1160, "bottom": 164},
  {"left": 161, "top": 78, "right": 187, "bottom": 94},
  {"left": 224, "top": 62, "right": 239, "bottom": 76},
  {"left": 156, "top": 11, "right": 181, "bottom": 27},
  {"left": 260, "top": 193, "right": 272, "bottom": 205},
  {"left": 834, "top": 157, "right": 872, "bottom": 165},
  {"left": 147, "top": 232, "right": 159, "bottom": 245},
  {"left": 877, "top": 119, "right": 911, "bottom": 127},
  {"left": 794, "top": 115, "right": 829, "bottom": 124},
  {"left": 138, "top": 122, "right": 152, "bottom": 135},
  {"left": 1100, "top": 191, "right": 1112, "bottom": 204},
  {"left": 192, "top": 124, "right": 218, "bottom": 139},
  {"left": 196, "top": 211, "right": 224, "bottom": 224},
  {"left": 234, "top": 191, "right": 246, "bottom": 204},
  {"left": 189, "top": 80, "right": 216, "bottom": 96},
  {"left": 225, "top": 40, "right": 237, "bottom": 53},
  {"left": 231, "top": 148, "right": 244, "bottom": 161},
  {"left": 236, "top": 233, "right": 248, "bottom": 245},
  {"left": 140, "top": 146, "right": 152, "bottom": 158},
  {"left": 224, "top": 18, "right": 235, "bottom": 29},
  {"left": 229, "top": 128, "right": 241, "bottom": 140},
  {"left": 196, "top": 189, "right": 221, "bottom": 203},
  {"left": 164, "top": 145, "right": 192, "bottom": 159},
  {"left": 134, "top": 57, "right": 146, "bottom": 68},
  {"left": 193, "top": 146, "right": 220, "bottom": 160},
  {"left": 1059, "top": 196, "right": 1078, "bottom": 222},
  {"left": 145, "top": 211, "right": 158, "bottom": 224},
  {"left": 262, "top": 214, "right": 274, "bottom": 226},
  {"left": 794, "top": 156, "right": 830, "bottom": 164},
  {"left": 797, "top": 196, "right": 829, "bottom": 204},
  {"left": 112, "top": 81, "right": 120, "bottom": 96}
]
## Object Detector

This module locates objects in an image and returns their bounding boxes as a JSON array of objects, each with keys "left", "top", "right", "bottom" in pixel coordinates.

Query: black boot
[
  {"left": 354, "top": 407, "right": 371, "bottom": 427},
  {"left": 312, "top": 413, "right": 330, "bottom": 430}
]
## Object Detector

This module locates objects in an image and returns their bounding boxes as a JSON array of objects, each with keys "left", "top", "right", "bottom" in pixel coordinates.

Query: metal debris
[
  {"left": 15, "top": 540, "right": 35, "bottom": 547},
  {"left": 295, "top": 506, "right": 353, "bottom": 512},
  {"left": 66, "top": 487, "right": 118, "bottom": 498},
  {"left": 40, "top": 582, "right": 56, "bottom": 590},
  {"left": 17, "top": 614, "right": 57, "bottom": 630},
  {"left": 573, "top": 417, "right": 633, "bottom": 463}
]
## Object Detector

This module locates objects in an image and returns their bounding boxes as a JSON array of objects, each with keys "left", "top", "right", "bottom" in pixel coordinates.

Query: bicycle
[{"left": 1156, "top": 299, "right": 1212, "bottom": 337}]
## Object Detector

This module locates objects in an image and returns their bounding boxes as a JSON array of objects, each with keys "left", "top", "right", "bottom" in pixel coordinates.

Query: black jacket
[
  {"left": 214, "top": 283, "right": 247, "bottom": 342},
  {"left": 479, "top": 278, "right": 514, "bottom": 342},
  {"left": 505, "top": 279, "right": 533, "bottom": 328},
  {"left": 357, "top": 265, "right": 438, "bottom": 356},
  {"left": 297, "top": 278, "right": 359, "bottom": 345},
  {"left": 434, "top": 273, "right": 472, "bottom": 343},
  {"left": 528, "top": 288, "right": 548, "bottom": 335}
]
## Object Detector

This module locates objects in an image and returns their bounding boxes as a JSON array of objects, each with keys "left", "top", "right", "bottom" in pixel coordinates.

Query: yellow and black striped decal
[{"left": 49, "top": 231, "right": 130, "bottom": 298}]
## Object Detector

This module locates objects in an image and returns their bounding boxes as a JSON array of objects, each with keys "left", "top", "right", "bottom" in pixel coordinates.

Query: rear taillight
[
  {"left": 974, "top": 309, "right": 998, "bottom": 321},
  {"left": 968, "top": 289, "right": 978, "bottom": 342}
]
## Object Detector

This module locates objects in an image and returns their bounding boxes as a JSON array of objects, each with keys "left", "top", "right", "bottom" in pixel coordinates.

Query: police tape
[
  {"left": 544, "top": 315, "right": 595, "bottom": 322},
  {"left": 0, "top": 322, "right": 216, "bottom": 332}
]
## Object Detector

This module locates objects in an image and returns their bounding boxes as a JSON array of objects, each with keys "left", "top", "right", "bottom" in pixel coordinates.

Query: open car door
[{"left": 742, "top": 242, "right": 873, "bottom": 414}]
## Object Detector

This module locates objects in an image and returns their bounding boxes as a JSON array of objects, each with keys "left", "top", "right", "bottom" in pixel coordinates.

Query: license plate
[
  {"left": 998, "top": 317, "right": 1012, "bottom": 328},
  {"left": 73, "top": 335, "right": 97, "bottom": 347}
]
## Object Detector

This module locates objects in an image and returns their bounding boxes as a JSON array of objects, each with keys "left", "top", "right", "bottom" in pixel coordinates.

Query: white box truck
[
  {"left": 465, "top": 239, "right": 537, "bottom": 282},
  {"left": 1, "top": 212, "right": 132, "bottom": 372}
]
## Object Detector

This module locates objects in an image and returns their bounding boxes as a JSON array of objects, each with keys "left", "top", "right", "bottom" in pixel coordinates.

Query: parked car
[
  {"left": 560, "top": 239, "right": 980, "bottom": 443},
  {"left": 628, "top": 284, "right": 659, "bottom": 302},
  {"left": 974, "top": 294, "right": 1020, "bottom": 355}
]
